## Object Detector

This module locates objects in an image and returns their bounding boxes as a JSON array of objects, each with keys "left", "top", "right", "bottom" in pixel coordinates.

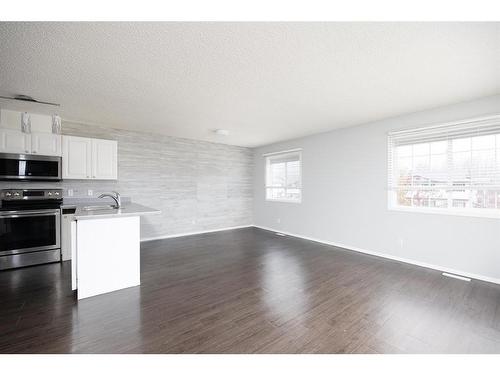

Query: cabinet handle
[
  {"left": 32, "top": 150, "right": 37, "bottom": 153},
  {"left": 86, "top": 176, "right": 89, "bottom": 178},
  {"left": 93, "top": 176, "right": 96, "bottom": 178}
]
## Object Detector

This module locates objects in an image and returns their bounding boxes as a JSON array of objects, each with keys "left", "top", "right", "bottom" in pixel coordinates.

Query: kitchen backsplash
[{"left": 0, "top": 121, "right": 254, "bottom": 240}]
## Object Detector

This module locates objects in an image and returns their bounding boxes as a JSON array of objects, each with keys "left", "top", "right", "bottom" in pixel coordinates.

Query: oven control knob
[
  {"left": 5, "top": 192, "right": 12, "bottom": 197},
  {"left": 54, "top": 192, "right": 60, "bottom": 196},
  {"left": 14, "top": 192, "right": 20, "bottom": 196},
  {"left": 48, "top": 192, "right": 52, "bottom": 196}
]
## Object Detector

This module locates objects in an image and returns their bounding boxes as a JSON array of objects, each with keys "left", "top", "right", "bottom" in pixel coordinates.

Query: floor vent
[
  {"left": 275, "top": 232, "right": 286, "bottom": 237},
  {"left": 442, "top": 272, "right": 471, "bottom": 282}
]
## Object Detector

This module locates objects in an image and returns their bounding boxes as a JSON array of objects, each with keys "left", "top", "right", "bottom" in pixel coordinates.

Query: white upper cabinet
[
  {"left": 62, "top": 135, "right": 117, "bottom": 180},
  {"left": 0, "top": 110, "right": 62, "bottom": 156},
  {"left": 0, "top": 129, "right": 61, "bottom": 156},
  {"left": 0, "top": 129, "right": 31, "bottom": 154},
  {"left": 62, "top": 136, "right": 92, "bottom": 179},
  {"left": 31, "top": 132, "right": 62, "bottom": 156},
  {"left": 91, "top": 138, "right": 118, "bottom": 180}
]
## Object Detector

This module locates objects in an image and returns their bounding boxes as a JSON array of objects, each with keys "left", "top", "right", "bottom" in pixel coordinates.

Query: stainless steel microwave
[{"left": 0, "top": 153, "right": 62, "bottom": 181}]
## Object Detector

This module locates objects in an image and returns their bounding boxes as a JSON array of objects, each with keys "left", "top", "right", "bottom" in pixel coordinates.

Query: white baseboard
[
  {"left": 253, "top": 225, "right": 500, "bottom": 285},
  {"left": 140, "top": 224, "right": 253, "bottom": 242}
]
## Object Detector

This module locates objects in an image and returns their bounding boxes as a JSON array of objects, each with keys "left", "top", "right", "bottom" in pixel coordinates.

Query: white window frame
[
  {"left": 264, "top": 148, "right": 302, "bottom": 203},
  {"left": 387, "top": 114, "right": 500, "bottom": 219}
]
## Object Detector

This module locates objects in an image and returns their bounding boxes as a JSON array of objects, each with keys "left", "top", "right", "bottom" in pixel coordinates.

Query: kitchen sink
[{"left": 81, "top": 205, "right": 118, "bottom": 211}]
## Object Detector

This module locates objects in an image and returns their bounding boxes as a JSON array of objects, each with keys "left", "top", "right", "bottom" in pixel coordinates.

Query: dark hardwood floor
[{"left": 1, "top": 227, "right": 500, "bottom": 353}]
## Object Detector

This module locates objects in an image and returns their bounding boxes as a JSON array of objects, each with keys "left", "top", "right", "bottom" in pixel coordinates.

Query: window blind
[
  {"left": 388, "top": 115, "right": 500, "bottom": 146},
  {"left": 388, "top": 114, "right": 500, "bottom": 215}
]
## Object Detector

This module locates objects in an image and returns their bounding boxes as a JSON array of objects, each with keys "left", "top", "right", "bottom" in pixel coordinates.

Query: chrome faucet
[{"left": 98, "top": 191, "right": 121, "bottom": 208}]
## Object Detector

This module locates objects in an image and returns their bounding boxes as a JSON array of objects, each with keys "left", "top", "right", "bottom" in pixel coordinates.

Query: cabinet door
[
  {"left": 0, "top": 129, "right": 31, "bottom": 154},
  {"left": 91, "top": 139, "right": 117, "bottom": 180},
  {"left": 62, "top": 136, "right": 92, "bottom": 179},
  {"left": 31, "top": 133, "right": 62, "bottom": 156}
]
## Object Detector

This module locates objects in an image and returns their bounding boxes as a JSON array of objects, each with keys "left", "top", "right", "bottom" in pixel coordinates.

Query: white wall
[{"left": 253, "top": 95, "right": 500, "bottom": 283}]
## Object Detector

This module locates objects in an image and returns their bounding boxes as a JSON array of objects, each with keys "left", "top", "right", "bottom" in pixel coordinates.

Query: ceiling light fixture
[{"left": 214, "top": 129, "right": 229, "bottom": 136}]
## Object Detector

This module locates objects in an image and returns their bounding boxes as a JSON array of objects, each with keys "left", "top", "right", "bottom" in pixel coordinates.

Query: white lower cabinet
[
  {"left": 74, "top": 216, "right": 140, "bottom": 299},
  {"left": 62, "top": 135, "right": 117, "bottom": 180}
]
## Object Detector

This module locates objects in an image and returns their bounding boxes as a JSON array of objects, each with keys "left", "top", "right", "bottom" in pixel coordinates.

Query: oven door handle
[{"left": 0, "top": 210, "right": 61, "bottom": 218}]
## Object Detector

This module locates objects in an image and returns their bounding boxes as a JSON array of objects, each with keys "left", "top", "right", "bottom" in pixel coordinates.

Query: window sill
[
  {"left": 266, "top": 198, "right": 302, "bottom": 204},
  {"left": 388, "top": 205, "right": 500, "bottom": 219}
]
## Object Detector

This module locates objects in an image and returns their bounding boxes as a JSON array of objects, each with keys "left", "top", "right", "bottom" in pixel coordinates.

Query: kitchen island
[{"left": 71, "top": 203, "right": 160, "bottom": 300}]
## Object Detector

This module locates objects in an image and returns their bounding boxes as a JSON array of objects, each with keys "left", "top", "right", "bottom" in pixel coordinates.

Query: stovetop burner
[{"left": 0, "top": 189, "right": 63, "bottom": 211}]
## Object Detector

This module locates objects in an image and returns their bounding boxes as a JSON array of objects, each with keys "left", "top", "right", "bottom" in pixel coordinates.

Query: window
[
  {"left": 265, "top": 149, "right": 302, "bottom": 202},
  {"left": 388, "top": 115, "right": 500, "bottom": 218}
]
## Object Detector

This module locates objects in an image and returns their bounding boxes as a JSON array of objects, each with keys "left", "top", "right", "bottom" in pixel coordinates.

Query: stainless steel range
[{"left": 0, "top": 188, "right": 63, "bottom": 270}]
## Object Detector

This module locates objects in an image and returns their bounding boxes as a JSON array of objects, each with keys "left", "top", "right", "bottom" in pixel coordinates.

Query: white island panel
[{"left": 76, "top": 216, "right": 140, "bottom": 299}]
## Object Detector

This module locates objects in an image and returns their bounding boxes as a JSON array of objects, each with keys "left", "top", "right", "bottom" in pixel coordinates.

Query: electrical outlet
[
  {"left": 67, "top": 189, "right": 74, "bottom": 197},
  {"left": 87, "top": 189, "right": 93, "bottom": 196}
]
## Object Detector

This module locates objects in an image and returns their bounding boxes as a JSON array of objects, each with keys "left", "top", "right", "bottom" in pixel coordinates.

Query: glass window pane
[
  {"left": 485, "top": 190, "right": 496, "bottom": 209},
  {"left": 285, "top": 188, "right": 301, "bottom": 201},
  {"left": 471, "top": 150, "right": 496, "bottom": 185},
  {"left": 413, "top": 143, "right": 430, "bottom": 156},
  {"left": 270, "top": 163, "right": 286, "bottom": 186},
  {"left": 451, "top": 190, "right": 470, "bottom": 208},
  {"left": 451, "top": 151, "right": 471, "bottom": 184},
  {"left": 471, "top": 190, "right": 498, "bottom": 209},
  {"left": 413, "top": 156, "right": 430, "bottom": 186},
  {"left": 430, "top": 198, "right": 448, "bottom": 208},
  {"left": 266, "top": 187, "right": 286, "bottom": 200},
  {"left": 472, "top": 190, "right": 485, "bottom": 208},
  {"left": 398, "top": 174, "right": 412, "bottom": 187},
  {"left": 429, "top": 189, "right": 448, "bottom": 208},
  {"left": 397, "top": 189, "right": 412, "bottom": 206},
  {"left": 472, "top": 135, "right": 495, "bottom": 150},
  {"left": 397, "top": 156, "right": 412, "bottom": 171},
  {"left": 453, "top": 138, "right": 471, "bottom": 152},
  {"left": 397, "top": 145, "right": 412, "bottom": 158},
  {"left": 431, "top": 141, "right": 447, "bottom": 154},
  {"left": 397, "top": 156, "right": 412, "bottom": 186},
  {"left": 430, "top": 154, "right": 447, "bottom": 173},
  {"left": 452, "top": 200, "right": 468, "bottom": 208},
  {"left": 414, "top": 155, "right": 430, "bottom": 170},
  {"left": 471, "top": 150, "right": 495, "bottom": 170},
  {"left": 413, "top": 190, "right": 429, "bottom": 207},
  {"left": 286, "top": 161, "right": 300, "bottom": 188}
]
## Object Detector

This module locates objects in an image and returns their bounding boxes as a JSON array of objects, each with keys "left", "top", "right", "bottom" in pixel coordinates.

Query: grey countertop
[
  {"left": 73, "top": 202, "right": 160, "bottom": 220},
  {"left": 62, "top": 196, "right": 131, "bottom": 208}
]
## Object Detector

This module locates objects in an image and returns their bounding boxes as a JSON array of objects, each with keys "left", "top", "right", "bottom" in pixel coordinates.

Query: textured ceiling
[{"left": 0, "top": 22, "right": 499, "bottom": 147}]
